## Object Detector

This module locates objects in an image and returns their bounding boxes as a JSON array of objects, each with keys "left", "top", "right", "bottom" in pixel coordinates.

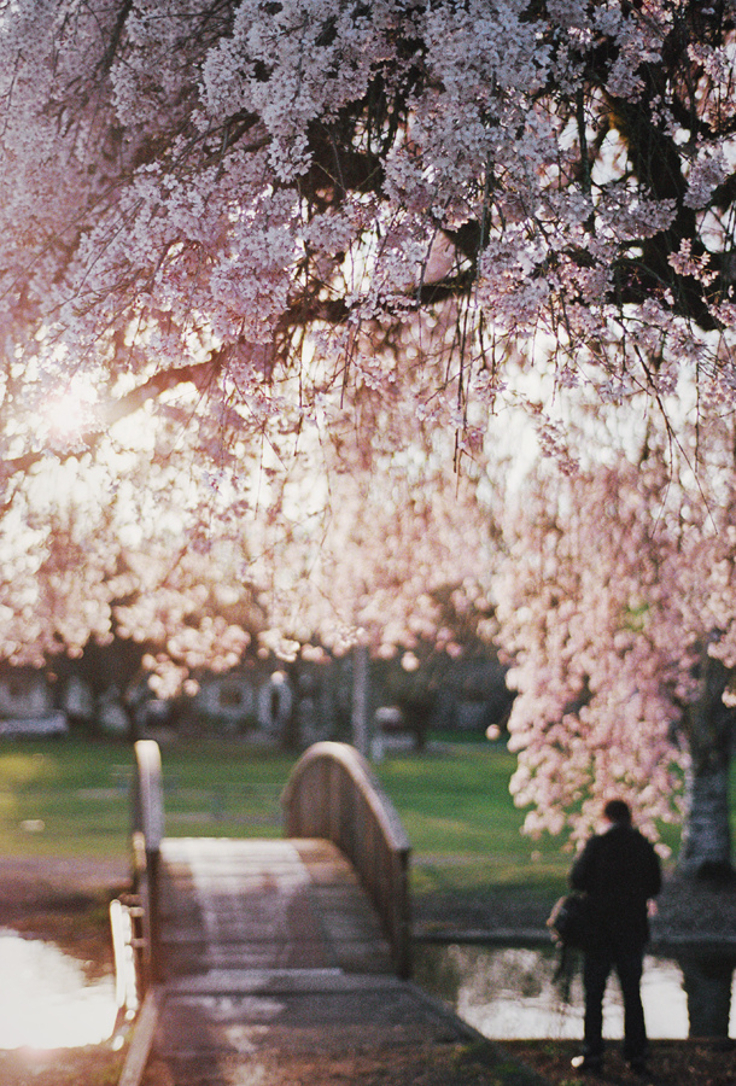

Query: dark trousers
[{"left": 582, "top": 941, "right": 647, "bottom": 1061}]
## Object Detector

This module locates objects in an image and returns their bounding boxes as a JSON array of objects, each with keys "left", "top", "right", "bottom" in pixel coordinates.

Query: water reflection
[
  {"left": 415, "top": 943, "right": 736, "bottom": 1040},
  {"left": 0, "top": 929, "right": 117, "bottom": 1049}
]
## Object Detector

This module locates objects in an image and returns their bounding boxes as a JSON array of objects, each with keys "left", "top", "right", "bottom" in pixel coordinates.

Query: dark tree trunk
[
  {"left": 679, "top": 648, "right": 734, "bottom": 878},
  {"left": 678, "top": 950, "right": 735, "bottom": 1038}
]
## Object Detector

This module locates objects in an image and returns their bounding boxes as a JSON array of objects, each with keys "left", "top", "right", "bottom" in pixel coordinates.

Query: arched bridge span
[
  {"left": 113, "top": 739, "right": 531, "bottom": 1086},
  {"left": 127, "top": 739, "right": 411, "bottom": 994}
]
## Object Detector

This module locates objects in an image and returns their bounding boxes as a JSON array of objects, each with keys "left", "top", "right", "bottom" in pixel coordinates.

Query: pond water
[
  {"left": 415, "top": 942, "right": 736, "bottom": 1041},
  {"left": 0, "top": 929, "right": 117, "bottom": 1049},
  {"left": 4, "top": 927, "right": 734, "bottom": 1048}
]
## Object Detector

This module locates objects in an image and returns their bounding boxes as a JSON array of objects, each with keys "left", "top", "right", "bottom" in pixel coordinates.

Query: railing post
[{"left": 131, "top": 739, "right": 165, "bottom": 987}]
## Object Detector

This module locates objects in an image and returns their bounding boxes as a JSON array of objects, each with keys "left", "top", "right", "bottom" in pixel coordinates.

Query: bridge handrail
[
  {"left": 281, "top": 741, "right": 412, "bottom": 979},
  {"left": 131, "top": 739, "right": 165, "bottom": 988}
]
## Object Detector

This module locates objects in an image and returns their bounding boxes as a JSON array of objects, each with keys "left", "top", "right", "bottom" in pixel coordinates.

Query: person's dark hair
[{"left": 603, "top": 799, "right": 632, "bottom": 824}]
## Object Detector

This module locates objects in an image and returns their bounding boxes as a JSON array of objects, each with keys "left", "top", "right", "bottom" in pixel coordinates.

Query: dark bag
[{"left": 547, "top": 891, "right": 592, "bottom": 949}]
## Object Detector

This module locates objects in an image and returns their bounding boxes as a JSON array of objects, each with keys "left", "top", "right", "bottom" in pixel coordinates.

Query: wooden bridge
[{"left": 111, "top": 740, "right": 540, "bottom": 1086}]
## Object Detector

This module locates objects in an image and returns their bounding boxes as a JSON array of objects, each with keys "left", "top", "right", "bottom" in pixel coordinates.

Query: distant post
[{"left": 351, "top": 644, "right": 369, "bottom": 756}]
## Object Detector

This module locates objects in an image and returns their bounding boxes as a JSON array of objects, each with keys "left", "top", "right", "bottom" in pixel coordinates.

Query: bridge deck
[
  {"left": 122, "top": 835, "right": 540, "bottom": 1086},
  {"left": 157, "top": 836, "right": 393, "bottom": 976}
]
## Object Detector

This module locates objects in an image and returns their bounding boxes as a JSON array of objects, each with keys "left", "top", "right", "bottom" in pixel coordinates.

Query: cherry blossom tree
[
  {"left": 1, "top": 2, "right": 736, "bottom": 856},
  {"left": 0, "top": 351, "right": 499, "bottom": 701},
  {"left": 495, "top": 404, "right": 736, "bottom": 872},
  {"left": 2, "top": 0, "right": 735, "bottom": 492}
]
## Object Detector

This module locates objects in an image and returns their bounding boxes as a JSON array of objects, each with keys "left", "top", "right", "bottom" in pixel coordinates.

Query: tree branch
[{"left": 2, "top": 357, "right": 223, "bottom": 481}]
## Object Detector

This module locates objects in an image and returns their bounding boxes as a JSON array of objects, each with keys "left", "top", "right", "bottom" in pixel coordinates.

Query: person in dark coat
[{"left": 568, "top": 798, "right": 662, "bottom": 1075}]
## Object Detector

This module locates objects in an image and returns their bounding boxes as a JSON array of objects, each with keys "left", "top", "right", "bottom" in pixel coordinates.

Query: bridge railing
[
  {"left": 130, "top": 739, "right": 165, "bottom": 989},
  {"left": 281, "top": 741, "right": 412, "bottom": 979}
]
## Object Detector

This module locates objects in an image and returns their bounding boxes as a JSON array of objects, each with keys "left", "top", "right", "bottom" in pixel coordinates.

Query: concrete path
[{"left": 120, "top": 837, "right": 549, "bottom": 1086}]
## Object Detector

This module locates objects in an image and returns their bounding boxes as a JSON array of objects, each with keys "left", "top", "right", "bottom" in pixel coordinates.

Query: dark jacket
[{"left": 569, "top": 822, "right": 662, "bottom": 949}]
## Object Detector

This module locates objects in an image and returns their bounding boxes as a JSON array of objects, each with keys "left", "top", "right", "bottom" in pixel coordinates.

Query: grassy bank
[
  {"left": 0, "top": 734, "right": 691, "bottom": 902},
  {"left": 0, "top": 736, "right": 295, "bottom": 860},
  {"left": 377, "top": 742, "right": 571, "bottom": 899}
]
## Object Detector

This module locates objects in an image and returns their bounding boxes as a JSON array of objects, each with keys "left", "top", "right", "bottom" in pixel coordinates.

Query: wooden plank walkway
[
  {"left": 121, "top": 835, "right": 547, "bottom": 1086},
  {"left": 156, "top": 837, "right": 392, "bottom": 976}
]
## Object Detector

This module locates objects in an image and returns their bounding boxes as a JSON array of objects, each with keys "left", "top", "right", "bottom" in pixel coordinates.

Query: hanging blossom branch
[{"left": 0, "top": 0, "right": 734, "bottom": 434}]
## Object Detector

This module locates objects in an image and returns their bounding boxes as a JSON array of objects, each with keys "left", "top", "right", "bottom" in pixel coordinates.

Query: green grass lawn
[
  {"left": 0, "top": 733, "right": 705, "bottom": 901},
  {"left": 375, "top": 742, "right": 572, "bottom": 899},
  {"left": 0, "top": 737, "right": 297, "bottom": 860}
]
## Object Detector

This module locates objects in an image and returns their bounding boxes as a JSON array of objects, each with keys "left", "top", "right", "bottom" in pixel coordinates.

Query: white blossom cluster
[{"left": 495, "top": 402, "right": 736, "bottom": 848}]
